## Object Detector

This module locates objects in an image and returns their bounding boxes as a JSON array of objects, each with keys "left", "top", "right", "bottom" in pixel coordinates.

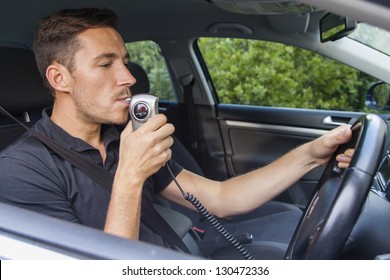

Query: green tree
[
  {"left": 198, "top": 38, "right": 377, "bottom": 111},
  {"left": 126, "top": 41, "right": 175, "bottom": 101}
]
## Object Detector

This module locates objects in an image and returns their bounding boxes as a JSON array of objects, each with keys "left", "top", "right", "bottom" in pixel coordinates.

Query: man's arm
[
  {"left": 104, "top": 114, "right": 175, "bottom": 239},
  {"left": 161, "top": 125, "right": 353, "bottom": 219}
]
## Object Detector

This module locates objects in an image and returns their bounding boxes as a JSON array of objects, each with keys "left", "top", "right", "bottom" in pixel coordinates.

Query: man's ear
[{"left": 46, "top": 62, "right": 72, "bottom": 93}]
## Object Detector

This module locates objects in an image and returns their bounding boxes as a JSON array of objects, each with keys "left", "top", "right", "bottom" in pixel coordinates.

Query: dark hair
[{"left": 33, "top": 8, "right": 118, "bottom": 91}]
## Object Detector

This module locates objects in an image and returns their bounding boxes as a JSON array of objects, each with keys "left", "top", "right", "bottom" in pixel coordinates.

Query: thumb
[{"left": 336, "top": 125, "right": 352, "bottom": 145}]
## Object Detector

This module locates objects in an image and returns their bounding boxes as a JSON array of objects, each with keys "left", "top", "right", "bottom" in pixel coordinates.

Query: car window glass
[
  {"left": 126, "top": 40, "right": 176, "bottom": 101},
  {"left": 197, "top": 38, "right": 378, "bottom": 112},
  {"left": 349, "top": 23, "right": 390, "bottom": 56}
]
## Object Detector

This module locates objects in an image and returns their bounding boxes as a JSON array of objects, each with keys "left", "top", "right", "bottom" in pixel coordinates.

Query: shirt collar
[{"left": 34, "top": 107, "right": 120, "bottom": 152}]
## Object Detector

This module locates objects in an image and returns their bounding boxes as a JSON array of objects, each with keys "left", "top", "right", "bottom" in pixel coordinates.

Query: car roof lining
[
  {"left": 0, "top": 0, "right": 323, "bottom": 49},
  {"left": 1, "top": 0, "right": 389, "bottom": 50}
]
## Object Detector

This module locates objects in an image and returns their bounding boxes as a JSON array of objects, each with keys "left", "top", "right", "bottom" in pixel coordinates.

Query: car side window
[
  {"left": 126, "top": 40, "right": 176, "bottom": 101},
  {"left": 197, "top": 38, "right": 377, "bottom": 112}
]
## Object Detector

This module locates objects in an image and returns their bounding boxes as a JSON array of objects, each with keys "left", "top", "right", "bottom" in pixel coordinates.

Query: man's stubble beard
[{"left": 72, "top": 86, "right": 129, "bottom": 126}]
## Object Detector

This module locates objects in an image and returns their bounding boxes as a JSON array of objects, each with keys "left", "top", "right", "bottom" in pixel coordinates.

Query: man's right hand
[{"left": 118, "top": 113, "right": 175, "bottom": 184}]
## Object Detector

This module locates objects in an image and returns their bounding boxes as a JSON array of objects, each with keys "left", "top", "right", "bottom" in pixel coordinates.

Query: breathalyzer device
[{"left": 129, "top": 94, "right": 159, "bottom": 130}]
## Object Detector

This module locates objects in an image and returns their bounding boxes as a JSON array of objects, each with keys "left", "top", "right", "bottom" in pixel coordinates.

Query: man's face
[{"left": 68, "top": 27, "right": 136, "bottom": 125}]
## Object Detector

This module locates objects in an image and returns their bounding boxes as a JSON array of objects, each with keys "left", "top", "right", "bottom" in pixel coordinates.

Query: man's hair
[{"left": 33, "top": 8, "right": 118, "bottom": 91}]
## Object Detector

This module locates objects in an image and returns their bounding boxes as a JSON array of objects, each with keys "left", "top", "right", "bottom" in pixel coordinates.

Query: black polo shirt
[{"left": 0, "top": 108, "right": 183, "bottom": 246}]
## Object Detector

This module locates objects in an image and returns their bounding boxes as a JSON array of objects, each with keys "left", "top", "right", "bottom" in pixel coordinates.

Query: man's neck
[{"left": 50, "top": 102, "right": 107, "bottom": 162}]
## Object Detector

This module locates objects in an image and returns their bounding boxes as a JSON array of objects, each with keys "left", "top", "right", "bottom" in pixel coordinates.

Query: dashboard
[{"left": 373, "top": 149, "right": 390, "bottom": 201}]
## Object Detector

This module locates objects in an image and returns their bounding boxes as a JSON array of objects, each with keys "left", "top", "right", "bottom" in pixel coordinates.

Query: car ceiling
[
  {"left": 0, "top": 0, "right": 330, "bottom": 50},
  {"left": 0, "top": 0, "right": 389, "bottom": 68}
]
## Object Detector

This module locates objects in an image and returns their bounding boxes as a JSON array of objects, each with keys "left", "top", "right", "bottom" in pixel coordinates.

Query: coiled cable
[{"left": 166, "top": 164, "right": 254, "bottom": 260}]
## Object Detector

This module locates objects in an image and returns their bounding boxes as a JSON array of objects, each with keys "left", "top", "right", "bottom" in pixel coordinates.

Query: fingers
[
  {"left": 309, "top": 124, "right": 353, "bottom": 167},
  {"left": 153, "top": 135, "right": 174, "bottom": 164},
  {"left": 139, "top": 114, "right": 172, "bottom": 132},
  {"left": 336, "top": 148, "right": 354, "bottom": 169},
  {"left": 331, "top": 126, "right": 353, "bottom": 169},
  {"left": 121, "top": 114, "right": 173, "bottom": 141},
  {"left": 118, "top": 114, "right": 175, "bottom": 181},
  {"left": 136, "top": 115, "right": 175, "bottom": 161}
]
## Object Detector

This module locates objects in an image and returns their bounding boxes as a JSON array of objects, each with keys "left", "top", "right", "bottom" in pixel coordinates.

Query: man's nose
[{"left": 119, "top": 64, "right": 137, "bottom": 87}]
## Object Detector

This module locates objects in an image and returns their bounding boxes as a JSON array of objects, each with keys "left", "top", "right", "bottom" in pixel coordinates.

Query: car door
[{"left": 190, "top": 37, "right": 384, "bottom": 209}]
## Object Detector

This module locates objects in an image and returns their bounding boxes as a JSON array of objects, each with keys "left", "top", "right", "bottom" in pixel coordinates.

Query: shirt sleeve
[
  {"left": 0, "top": 152, "right": 80, "bottom": 223},
  {"left": 151, "top": 159, "right": 183, "bottom": 195}
]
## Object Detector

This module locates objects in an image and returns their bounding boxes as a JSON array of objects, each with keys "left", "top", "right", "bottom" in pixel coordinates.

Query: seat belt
[
  {"left": 180, "top": 74, "right": 200, "bottom": 163},
  {"left": 0, "top": 106, "right": 191, "bottom": 254}
]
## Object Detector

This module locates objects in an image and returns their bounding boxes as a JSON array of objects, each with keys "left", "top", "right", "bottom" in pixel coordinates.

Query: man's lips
[{"left": 117, "top": 96, "right": 131, "bottom": 106}]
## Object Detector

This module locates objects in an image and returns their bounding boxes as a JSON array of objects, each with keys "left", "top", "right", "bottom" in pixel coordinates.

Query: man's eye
[{"left": 99, "top": 63, "right": 111, "bottom": 68}]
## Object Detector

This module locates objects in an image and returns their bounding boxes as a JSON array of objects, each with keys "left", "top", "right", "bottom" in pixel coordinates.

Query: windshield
[{"left": 349, "top": 22, "right": 390, "bottom": 56}]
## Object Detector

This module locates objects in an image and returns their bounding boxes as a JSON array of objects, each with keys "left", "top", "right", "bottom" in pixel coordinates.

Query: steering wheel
[{"left": 285, "top": 114, "right": 386, "bottom": 260}]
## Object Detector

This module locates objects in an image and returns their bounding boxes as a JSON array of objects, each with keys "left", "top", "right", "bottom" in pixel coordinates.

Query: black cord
[{"left": 166, "top": 164, "right": 254, "bottom": 260}]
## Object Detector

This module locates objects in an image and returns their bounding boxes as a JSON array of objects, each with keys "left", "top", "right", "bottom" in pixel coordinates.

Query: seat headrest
[
  {"left": 0, "top": 47, "right": 53, "bottom": 114},
  {"left": 127, "top": 62, "right": 150, "bottom": 94}
]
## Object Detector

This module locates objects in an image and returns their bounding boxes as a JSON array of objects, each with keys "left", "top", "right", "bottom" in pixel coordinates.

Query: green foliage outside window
[
  {"left": 127, "top": 39, "right": 380, "bottom": 112},
  {"left": 126, "top": 41, "right": 176, "bottom": 101},
  {"left": 198, "top": 38, "right": 377, "bottom": 111}
]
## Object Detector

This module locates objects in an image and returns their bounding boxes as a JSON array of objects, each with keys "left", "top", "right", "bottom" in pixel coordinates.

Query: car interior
[{"left": 0, "top": 0, "right": 390, "bottom": 260}]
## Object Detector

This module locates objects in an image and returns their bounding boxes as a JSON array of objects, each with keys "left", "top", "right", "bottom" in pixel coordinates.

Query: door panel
[{"left": 215, "top": 104, "right": 363, "bottom": 208}]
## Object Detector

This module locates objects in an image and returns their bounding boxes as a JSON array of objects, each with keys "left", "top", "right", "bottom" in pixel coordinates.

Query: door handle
[{"left": 323, "top": 116, "right": 350, "bottom": 126}]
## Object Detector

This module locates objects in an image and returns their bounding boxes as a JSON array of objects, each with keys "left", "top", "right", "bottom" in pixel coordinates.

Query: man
[{"left": 0, "top": 8, "right": 353, "bottom": 258}]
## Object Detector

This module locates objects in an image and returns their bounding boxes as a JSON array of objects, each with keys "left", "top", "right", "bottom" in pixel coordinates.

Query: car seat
[{"left": 0, "top": 46, "right": 53, "bottom": 150}]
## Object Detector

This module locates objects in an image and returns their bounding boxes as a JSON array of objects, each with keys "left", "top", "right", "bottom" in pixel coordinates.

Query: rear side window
[
  {"left": 126, "top": 40, "right": 176, "bottom": 101},
  {"left": 197, "top": 38, "right": 377, "bottom": 112}
]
